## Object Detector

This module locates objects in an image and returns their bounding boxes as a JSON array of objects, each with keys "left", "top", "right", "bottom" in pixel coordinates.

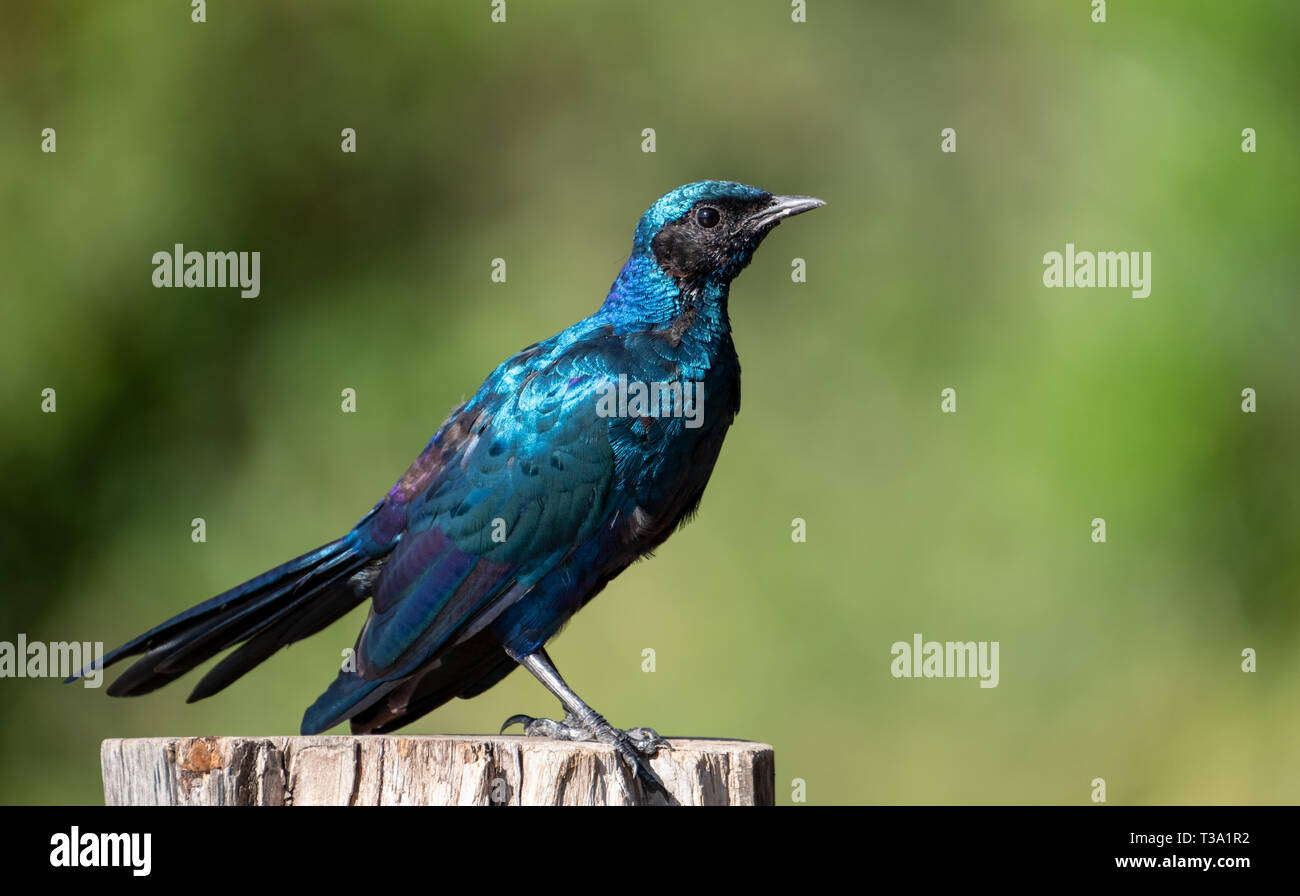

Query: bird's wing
[{"left": 302, "top": 332, "right": 660, "bottom": 732}]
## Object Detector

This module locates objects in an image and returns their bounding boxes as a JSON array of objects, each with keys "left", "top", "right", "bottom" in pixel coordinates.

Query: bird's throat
[{"left": 602, "top": 252, "right": 731, "bottom": 343}]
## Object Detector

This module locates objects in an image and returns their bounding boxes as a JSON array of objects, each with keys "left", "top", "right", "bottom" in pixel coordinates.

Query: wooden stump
[{"left": 101, "top": 735, "right": 775, "bottom": 806}]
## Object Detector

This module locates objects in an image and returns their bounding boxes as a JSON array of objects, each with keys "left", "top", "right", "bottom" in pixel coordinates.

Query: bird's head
[
  {"left": 605, "top": 181, "right": 824, "bottom": 323},
  {"left": 635, "top": 181, "right": 824, "bottom": 286}
]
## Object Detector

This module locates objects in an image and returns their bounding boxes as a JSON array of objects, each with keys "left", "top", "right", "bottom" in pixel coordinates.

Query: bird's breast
[{"left": 603, "top": 338, "right": 740, "bottom": 546}]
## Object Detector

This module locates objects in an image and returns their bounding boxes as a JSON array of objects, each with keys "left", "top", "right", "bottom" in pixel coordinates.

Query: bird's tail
[{"left": 71, "top": 535, "right": 376, "bottom": 701}]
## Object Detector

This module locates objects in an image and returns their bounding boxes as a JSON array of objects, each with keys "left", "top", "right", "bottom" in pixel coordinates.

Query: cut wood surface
[{"left": 101, "top": 735, "right": 775, "bottom": 806}]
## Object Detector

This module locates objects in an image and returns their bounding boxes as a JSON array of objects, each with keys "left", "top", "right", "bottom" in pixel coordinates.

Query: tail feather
[
  {"left": 187, "top": 565, "right": 372, "bottom": 702},
  {"left": 155, "top": 544, "right": 364, "bottom": 678},
  {"left": 79, "top": 536, "right": 375, "bottom": 698}
]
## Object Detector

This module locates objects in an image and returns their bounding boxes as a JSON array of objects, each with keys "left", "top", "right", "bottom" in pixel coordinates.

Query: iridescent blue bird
[{"left": 79, "top": 181, "right": 823, "bottom": 785}]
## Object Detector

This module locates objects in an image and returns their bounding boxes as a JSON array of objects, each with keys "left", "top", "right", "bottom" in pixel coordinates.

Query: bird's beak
[{"left": 745, "top": 195, "right": 826, "bottom": 232}]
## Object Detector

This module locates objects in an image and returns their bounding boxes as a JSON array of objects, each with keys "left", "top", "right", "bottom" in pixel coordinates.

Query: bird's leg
[{"left": 500, "top": 648, "right": 673, "bottom": 799}]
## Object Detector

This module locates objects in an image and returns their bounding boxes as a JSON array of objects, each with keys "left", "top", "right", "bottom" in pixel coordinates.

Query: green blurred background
[{"left": 1, "top": 1, "right": 1296, "bottom": 805}]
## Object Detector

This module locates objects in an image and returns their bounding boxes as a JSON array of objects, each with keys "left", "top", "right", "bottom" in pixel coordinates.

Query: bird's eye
[{"left": 695, "top": 206, "right": 720, "bottom": 229}]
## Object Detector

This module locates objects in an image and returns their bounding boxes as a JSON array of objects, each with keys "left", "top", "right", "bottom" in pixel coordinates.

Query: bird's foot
[
  {"left": 501, "top": 711, "right": 674, "bottom": 802},
  {"left": 503, "top": 712, "right": 671, "bottom": 755}
]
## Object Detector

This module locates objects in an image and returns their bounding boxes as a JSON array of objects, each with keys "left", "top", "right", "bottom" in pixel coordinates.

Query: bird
[{"left": 75, "top": 181, "right": 823, "bottom": 791}]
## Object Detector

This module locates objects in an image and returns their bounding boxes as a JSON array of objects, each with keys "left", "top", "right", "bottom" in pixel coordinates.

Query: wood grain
[{"left": 101, "top": 735, "right": 775, "bottom": 806}]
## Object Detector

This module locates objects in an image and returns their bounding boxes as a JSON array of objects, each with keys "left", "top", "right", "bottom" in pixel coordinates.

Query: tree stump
[{"left": 101, "top": 735, "right": 775, "bottom": 806}]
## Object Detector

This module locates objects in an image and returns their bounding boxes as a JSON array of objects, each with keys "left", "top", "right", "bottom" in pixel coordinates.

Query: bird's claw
[
  {"left": 501, "top": 713, "right": 669, "bottom": 756},
  {"left": 500, "top": 712, "right": 589, "bottom": 740},
  {"left": 625, "top": 726, "right": 673, "bottom": 754},
  {"left": 499, "top": 712, "right": 675, "bottom": 803}
]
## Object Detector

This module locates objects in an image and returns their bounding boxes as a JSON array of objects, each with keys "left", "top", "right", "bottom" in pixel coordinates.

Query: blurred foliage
[{"left": 1, "top": 1, "right": 1297, "bottom": 804}]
